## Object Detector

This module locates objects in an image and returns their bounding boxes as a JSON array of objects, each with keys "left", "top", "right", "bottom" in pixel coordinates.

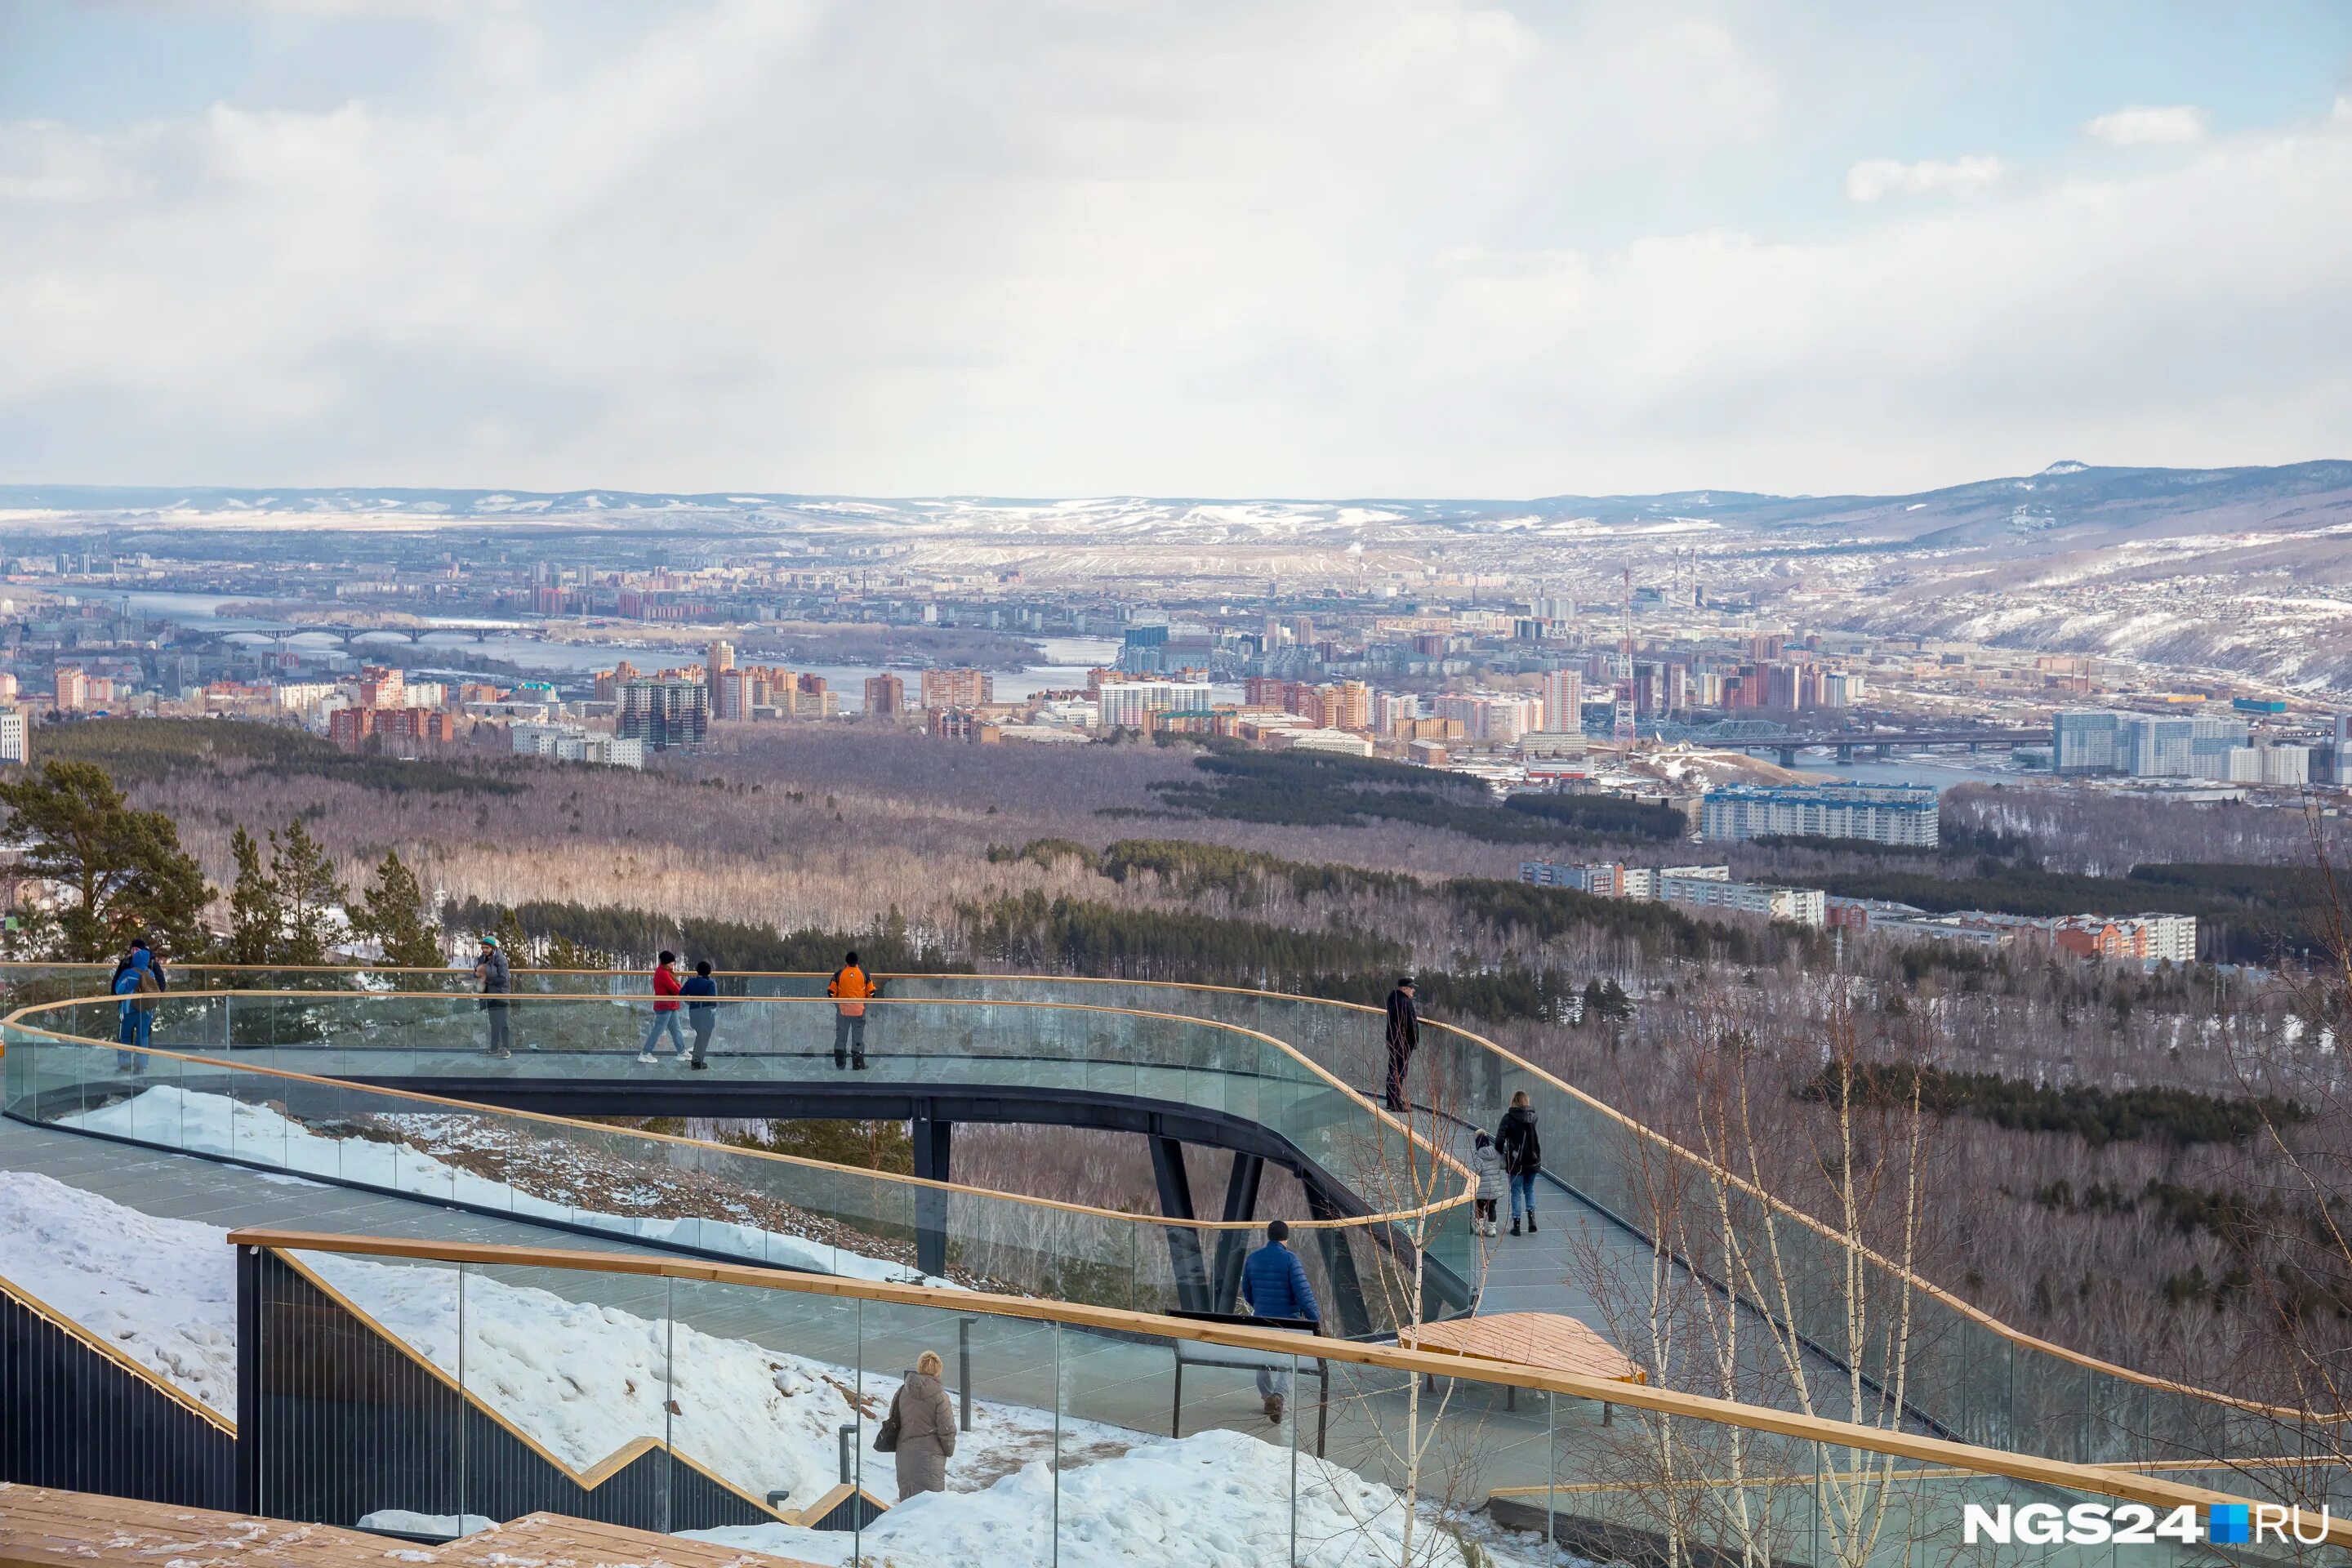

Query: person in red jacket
[{"left": 638, "top": 949, "right": 688, "bottom": 1063}]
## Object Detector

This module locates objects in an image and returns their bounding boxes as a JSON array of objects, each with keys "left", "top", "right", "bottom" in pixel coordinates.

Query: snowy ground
[
  {"left": 0, "top": 1169, "right": 238, "bottom": 1416},
  {"left": 682, "top": 1428, "right": 1557, "bottom": 1568},
  {"left": 0, "top": 1171, "right": 1101, "bottom": 1506},
  {"left": 56, "top": 1084, "right": 948, "bottom": 1285}
]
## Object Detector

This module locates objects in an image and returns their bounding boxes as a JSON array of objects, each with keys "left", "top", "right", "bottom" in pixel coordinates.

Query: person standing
[
  {"left": 1239, "top": 1218, "right": 1321, "bottom": 1426},
  {"left": 109, "top": 938, "right": 165, "bottom": 1069},
  {"left": 828, "top": 950, "right": 875, "bottom": 1071},
  {"left": 879, "top": 1350, "right": 957, "bottom": 1499},
  {"left": 639, "top": 950, "right": 687, "bottom": 1062},
  {"left": 1383, "top": 977, "right": 1419, "bottom": 1112},
  {"left": 474, "top": 934, "right": 511, "bottom": 1058},
  {"left": 1497, "top": 1089, "right": 1543, "bottom": 1236},
  {"left": 1470, "top": 1129, "right": 1503, "bottom": 1237},
  {"left": 681, "top": 960, "right": 719, "bottom": 1070}
]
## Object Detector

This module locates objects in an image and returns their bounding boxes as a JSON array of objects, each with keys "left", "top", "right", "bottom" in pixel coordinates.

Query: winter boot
[
  {"left": 1509, "top": 1218, "right": 1521, "bottom": 1237},
  {"left": 1264, "top": 1392, "right": 1285, "bottom": 1426},
  {"left": 1526, "top": 1214, "right": 1538, "bottom": 1233}
]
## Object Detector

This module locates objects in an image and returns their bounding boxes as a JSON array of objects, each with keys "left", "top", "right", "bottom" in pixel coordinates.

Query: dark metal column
[
  {"left": 235, "top": 1243, "right": 261, "bottom": 1517},
  {"left": 1303, "top": 1178, "right": 1372, "bottom": 1336},
  {"left": 1148, "top": 1135, "right": 1211, "bottom": 1314},
  {"left": 1209, "top": 1151, "right": 1263, "bottom": 1313},
  {"left": 912, "top": 1114, "right": 952, "bottom": 1279}
]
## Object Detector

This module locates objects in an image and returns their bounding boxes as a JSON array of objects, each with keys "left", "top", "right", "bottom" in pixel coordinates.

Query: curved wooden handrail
[
  {"left": 7, "top": 965, "right": 2335, "bottom": 1426},
  {"left": 0, "top": 990, "right": 1472, "bottom": 1232}
]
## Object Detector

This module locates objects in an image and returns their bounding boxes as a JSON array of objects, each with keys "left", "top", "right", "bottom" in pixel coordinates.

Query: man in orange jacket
[{"left": 828, "top": 950, "right": 876, "bottom": 1070}]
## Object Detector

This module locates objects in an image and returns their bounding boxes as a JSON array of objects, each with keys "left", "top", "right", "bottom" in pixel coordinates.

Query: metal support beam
[
  {"left": 1149, "top": 1134, "right": 1211, "bottom": 1314},
  {"left": 1303, "top": 1178, "right": 1372, "bottom": 1337},
  {"left": 1209, "top": 1152, "right": 1264, "bottom": 1313},
  {"left": 236, "top": 1244, "right": 261, "bottom": 1517},
  {"left": 912, "top": 1115, "right": 951, "bottom": 1279}
]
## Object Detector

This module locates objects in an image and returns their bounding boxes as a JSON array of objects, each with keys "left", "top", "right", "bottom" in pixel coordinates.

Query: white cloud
[
  {"left": 2086, "top": 105, "right": 2209, "bottom": 146},
  {"left": 1843, "top": 155, "right": 2003, "bottom": 202},
  {"left": 0, "top": 4, "right": 2345, "bottom": 497}
]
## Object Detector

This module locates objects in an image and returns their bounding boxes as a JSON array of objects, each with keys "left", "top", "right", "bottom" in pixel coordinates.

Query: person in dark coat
[
  {"left": 1497, "top": 1089, "right": 1543, "bottom": 1236},
  {"left": 681, "top": 960, "right": 719, "bottom": 1068},
  {"left": 884, "top": 1349, "right": 957, "bottom": 1498},
  {"left": 1240, "top": 1218, "right": 1321, "bottom": 1425},
  {"left": 1383, "top": 977, "right": 1419, "bottom": 1112},
  {"left": 474, "top": 935, "right": 512, "bottom": 1058}
]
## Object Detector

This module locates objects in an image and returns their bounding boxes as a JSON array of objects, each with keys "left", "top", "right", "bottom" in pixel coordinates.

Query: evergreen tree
[
  {"left": 543, "top": 931, "right": 612, "bottom": 971},
  {"left": 1581, "top": 977, "right": 1606, "bottom": 1026},
  {"left": 355, "top": 850, "right": 445, "bottom": 969},
  {"left": 492, "top": 904, "right": 530, "bottom": 965},
  {"left": 0, "top": 760, "right": 212, "bottom": 960},
  {"left": 220, "top": 826, "right": 283, "bottom": 965},
  {"left": 269, "top": 820, "right": 346, "bottom": 966}
]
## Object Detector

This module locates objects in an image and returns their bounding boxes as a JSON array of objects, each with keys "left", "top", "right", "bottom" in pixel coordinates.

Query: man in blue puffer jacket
[{"left": 1240, "top": 1219, "right": 1321, "bottom": 1426}]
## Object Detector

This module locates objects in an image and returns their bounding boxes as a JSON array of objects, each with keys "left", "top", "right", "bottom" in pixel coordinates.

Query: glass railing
[
  {"left": 4, "top": 968, "right": 2329, "bottom": 1469},
  {"left": 238, "top": 1229, "right": 2317, "bottom": 1566},
  {"left": 2, "top": 991, "right": 1472, "bottom": 1333}
]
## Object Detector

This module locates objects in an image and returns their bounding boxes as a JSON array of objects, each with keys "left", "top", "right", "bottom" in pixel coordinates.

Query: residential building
[
  {"left": 617, "top": 677, "right": 709, "bottom": 751},
  {"left": 0, "top": 707, "right": 24, "bottom": 765},
  {"left": 53, "top": 667, "right": 87, "bottom": 712},
  {"left": 1097, "top": 679, "right": 1213, "bottom": 729},
  {"left": 1657, "top": 872, "right": 1826, "bottom": 927},
  {"left": 329, "top": 706, "right": 456, "bottom": 751},
  {"left": 921, "top": 668, "right": 995, "bottom": 710},
  {"left": 2054, "top": 913, "right": 2198, "bottom": 964},
  {"left": 512, "top": 721, "right": 646, "bottom": 769},
  {"left": 2053, "top": 709, "right": 2126, "bottom": 774},
  {"left": 1541, "top": 669, "right": 1583, "bottom": 733},
  {"left": 864, "top": 673, "right": 906, "bottom": 718},
  {"left": 1700, "top": 782, "right": 1940, "bottom": 847}
]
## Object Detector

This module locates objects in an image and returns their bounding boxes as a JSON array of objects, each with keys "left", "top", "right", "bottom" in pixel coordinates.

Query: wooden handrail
[
  {"left": 224, "top": 1227, "right": 2345, "bottom": 1544},
  {"left": 8, "top": 965, "right": 2333, "bottom": 1426},
  {"left": 0, "top": 1271, "right": 236, "bottom": 1434},
  {"left": 0, "top": 991, "right": 1470, "bottom": 1231}
]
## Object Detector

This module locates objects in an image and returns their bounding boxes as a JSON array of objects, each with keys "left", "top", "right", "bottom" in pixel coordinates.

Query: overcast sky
[{"left": 3, "top": 1, "right": 2349, "bottom": 497}]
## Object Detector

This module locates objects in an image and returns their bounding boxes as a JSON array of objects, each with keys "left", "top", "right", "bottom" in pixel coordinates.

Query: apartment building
[{"left": 1700, "top": 783, "right": 1940, "bottom": 847}]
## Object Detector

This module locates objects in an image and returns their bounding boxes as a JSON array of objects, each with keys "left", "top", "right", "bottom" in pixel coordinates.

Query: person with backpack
[
  {"left": 1239, "top": 1218, "right": 1321, "bottom": 1425},
  {"left": 1469, "top": 1129, "right": 1504, "bottom": 1237},
  {"left": 110, "top": 938, "right": 166, "bottom": 1069},
  {"left": 474, "top": 934, "right": 511, "bottom": 1058},
  {"left": 828, "top": 950, "right": 876, "bottom": 1070},
  {"left": 1496, "top": 1089, "right": 1543, "bottom": 1236},
  {"left": 638, "top": 950, "right": 687, "bottom": 1063},
  {"left": 681, "top": 960, "right": 719, "bottom": 1070}
]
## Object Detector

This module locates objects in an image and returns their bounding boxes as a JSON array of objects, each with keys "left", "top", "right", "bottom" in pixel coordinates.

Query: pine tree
[
  {"left": 0, "top": 760, "right": 212, "bottom": 960},
  {"left": 220, "top": 826, "right": 283, "bottom": 965},
  {"left": 544, "top": 932, "right": 612, "bottom": 971},
  {"left": 269, "top": 820, "right": 346, "bottom": 966},
  {"left": 492, "top": 904, "right": 531, "bottom": 966},
  {"left": 355, "top": 851, "right": 445, "bottom": 969}
]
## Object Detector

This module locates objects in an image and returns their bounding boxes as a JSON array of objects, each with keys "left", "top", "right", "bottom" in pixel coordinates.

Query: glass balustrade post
[
  {"left": 1052, "top": 1320, "right": 1064, "bottom": 1568},
  {"left": 457, "top": 1260, "right": 470, "bottom": 1531}
]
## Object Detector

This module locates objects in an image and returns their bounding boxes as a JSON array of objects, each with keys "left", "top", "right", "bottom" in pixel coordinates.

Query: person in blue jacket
[{"left": 1240, "top": 1218, "right": 1321, "bottom": 1425}]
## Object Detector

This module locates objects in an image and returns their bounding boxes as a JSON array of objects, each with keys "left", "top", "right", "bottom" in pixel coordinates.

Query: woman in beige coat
[{"left": 887, "top": 1350, "right": 957, "bottom": 1498}]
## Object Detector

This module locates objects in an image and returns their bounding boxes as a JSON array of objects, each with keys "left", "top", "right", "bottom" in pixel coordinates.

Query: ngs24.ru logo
[{"left": 1964, "top": 1502, "right": 2332, "bottom": 1546}]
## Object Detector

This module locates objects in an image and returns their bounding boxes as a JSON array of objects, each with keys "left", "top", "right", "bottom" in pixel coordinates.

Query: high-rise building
[
  {"left": 1542, "top": 670, "right": 1583, "bottom": 733},
  {"left": 864, "top": 673, "right": 906, "bottom": 718},
  {"left": 53, "top": 667, "right": 87, "bottom": 712},
  {"left": 356, "top": 666, "right": 406, "bottom": 710},
  {"left": 2053, "top": 710, "right": 2125, "bottom": 774},
  {"left": 1097, "top": 679, "right": 1213, "bottom": 729},
  {"left": 921, "top": 668, "right": 994, "bottom": 710},
  {"left": 0, "top": 707, "right": 24, "bottom": 765},
  {"left": 617, "top": 678, "right": 710, "bottom": 751}
]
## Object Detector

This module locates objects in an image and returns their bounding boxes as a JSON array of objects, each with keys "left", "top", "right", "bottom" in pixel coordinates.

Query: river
[{"left": 100, "top": 590, "right": 1141, "bottom": 713}]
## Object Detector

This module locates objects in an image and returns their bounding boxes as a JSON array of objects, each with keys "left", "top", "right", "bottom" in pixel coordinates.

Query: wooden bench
[
  {"left": 0, "top": 1486, "right": 816, "bottom": 1568},
  {"left": 1400, "top": 1311, "right": 1646, "bottom": 1420}
]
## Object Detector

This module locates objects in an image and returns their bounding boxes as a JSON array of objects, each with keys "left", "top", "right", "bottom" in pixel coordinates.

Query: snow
[
  {"left": 0, "top": 1170, "right": 238, "bottom": 1416},
  {"left": 681, "top": 1428, "right": 1551, "bottom": 1568},
  {"left": 356, "top": 1511, "right": 494, "bottom": 1538},
  {"left": 57, "top": 1085, "right": 942, "bottom": 1285},
  {"left": 0, "top": 1171, "right": 1098, "bottom": 1511}
]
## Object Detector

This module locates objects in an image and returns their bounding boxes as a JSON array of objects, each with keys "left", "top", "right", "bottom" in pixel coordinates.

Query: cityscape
[{"left": 2, "top": 7, "right": 2349, "bottom": 1568}]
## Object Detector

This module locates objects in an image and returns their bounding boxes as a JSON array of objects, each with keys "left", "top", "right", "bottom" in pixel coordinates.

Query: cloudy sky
[{"left": 3, "top": 1, "right": 2349, "bottom": 497}]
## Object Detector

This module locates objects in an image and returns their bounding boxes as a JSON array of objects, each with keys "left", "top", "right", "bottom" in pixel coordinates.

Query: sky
[{"left": 2, "top": 1, "right": 2349, "bottom": 499}]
